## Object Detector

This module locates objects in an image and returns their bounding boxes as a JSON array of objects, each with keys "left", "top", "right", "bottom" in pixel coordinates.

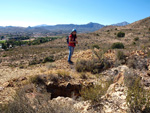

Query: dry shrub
[
  {"left": 92, "top": 44, "right": 100, "bottom": 49},
  {"left": 127, "top": 56, "right": 148, "bottom": 70},
  {"left": 43, "top": 55, "right": 55, "bottom": 63},
  {"left": 126, "top": 78, "right": 150, "bottom": 113},
  {"left": 124, "top": 69, "right": 139, "bottom": 88},
  {"left": 76, "top": 58, "right": 111, "bottom": 74},
  {"left": 57, "top": 70, "right": 70, "bottom": 77},
  {"left": 1, "top": 84, "right": 79, "bottom": 113},
  {"left": 117, "top": 50, "right": 126, "bottom": 60},
  {"left": 80, "top": 81, "right": 111, "bottom": 103}
]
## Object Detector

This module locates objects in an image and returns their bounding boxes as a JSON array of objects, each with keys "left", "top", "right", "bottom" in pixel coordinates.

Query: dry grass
[
  {"left": 0, "top": 84, "right": 79, "bottom": 113},
  {"left": 80, "top": 80, "right": 112, "bottom": 103}
]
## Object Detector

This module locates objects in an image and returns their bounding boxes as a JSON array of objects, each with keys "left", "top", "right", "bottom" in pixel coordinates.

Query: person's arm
[{"left": 69, "top": 37, "right": 77, "bottom": 43}]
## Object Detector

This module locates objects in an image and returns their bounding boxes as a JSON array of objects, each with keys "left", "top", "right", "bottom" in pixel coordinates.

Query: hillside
[{"left": 0, "top": 17, "right": 150, "bottom": 113}]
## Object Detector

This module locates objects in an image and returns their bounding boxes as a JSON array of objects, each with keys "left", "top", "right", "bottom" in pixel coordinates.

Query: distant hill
[
  {"left": 111, "top": 21, "right": 130, "bottom": 26},
  {"left": 33, "top": 22, "right": 105, "bottom": 33},
  {"left": 0, "top": 21, "right": 130, "bottom": 36}
]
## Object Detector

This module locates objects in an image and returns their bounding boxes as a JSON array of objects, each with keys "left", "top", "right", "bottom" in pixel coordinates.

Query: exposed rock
[
  {"left": 3, "top": 82, "right": 10, "bottom": 87},
  {"left": 0, "top": 86, "right": 4, "bottom": 92},
  {"left": 101, "top": 83, "right": 129, "bottom": 113},
  {"left": 50, "top": 97, "right": 93, "bottom": 113},
  {"left": 18, "top": 76, "right": 27, "bottom": 81},
  {"left": 94, "top": 65, "right": 131, "bottom": 113}
]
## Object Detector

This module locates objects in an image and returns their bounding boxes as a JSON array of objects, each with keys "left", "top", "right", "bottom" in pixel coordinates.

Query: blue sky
[{"left": 0, "top": 0, "right": 149, "bottom": 27}]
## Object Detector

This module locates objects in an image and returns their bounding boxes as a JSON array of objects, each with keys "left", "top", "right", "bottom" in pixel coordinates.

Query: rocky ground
[{"left": 0, "top": 48, "right": 150, "bottom": 113}]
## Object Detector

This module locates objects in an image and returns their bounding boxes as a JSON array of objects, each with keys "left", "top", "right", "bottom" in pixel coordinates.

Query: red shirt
[{"left": 68, "top": 34, "right": 77, "bottom": 47}]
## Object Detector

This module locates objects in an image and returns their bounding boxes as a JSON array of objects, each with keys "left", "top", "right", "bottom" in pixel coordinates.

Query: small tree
[
  {"left": 111, "top": 42, "right": 124, "bottom": 49},
  {"left": 117, "top": 31, "right": 125, "bottom": 37},
  {"left": 134, "top": 37, "right": 139, "bottom": 41},
  {"left": 2, "top": 43, "right": 7, "bottom": 50},
  {"left": 0, "top": 36, "right": 4, "bottom": 40}
]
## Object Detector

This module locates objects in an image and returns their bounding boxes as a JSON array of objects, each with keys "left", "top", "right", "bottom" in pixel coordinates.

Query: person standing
[{"left": 68, "top": 29, "right": 78, "bottom": 64}]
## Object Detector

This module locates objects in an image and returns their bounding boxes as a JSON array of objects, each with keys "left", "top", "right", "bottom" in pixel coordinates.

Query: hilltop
[{"left": 0, "top": 16, "right": 150, "bottom": 113}]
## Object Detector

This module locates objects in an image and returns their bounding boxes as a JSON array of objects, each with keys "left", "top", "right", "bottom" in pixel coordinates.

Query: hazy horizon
[{"left": 0, "top": 21, "right": 131, "bottom": 27}]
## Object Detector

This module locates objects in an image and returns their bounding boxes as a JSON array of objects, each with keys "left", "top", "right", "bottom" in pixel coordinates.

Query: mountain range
[{"left": 0, "top": 21, "right": 129, "bottom": 36}]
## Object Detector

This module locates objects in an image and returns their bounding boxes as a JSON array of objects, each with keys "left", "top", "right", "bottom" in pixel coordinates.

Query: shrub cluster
[
  {"left": 0, "top": 85, "right": 79, "bottom": 113},
  {"left": 126, "top": 78, "right": 150, "bottom": 113},
  {"left": 117, "top": 31, "right": 125, "bottom": 37},
  {"left": 43, "top": 56, "right": 55, "bottom": 63},
  {"left": 111, "top": 42, "right": 124, "bottom": 49},
  {"left": 75, "top": 58, "right": 111, "bottom": 74},
  {"left": 134, "top": 37, "right": 139, "bottom": 41},
  {"left": 92, "top": 44, "right": 100, "bottom": 49},
  {"left": 117, "top": 51, "right": 125, "bottom": 60},
  {"left": 80, "top": 81, "right": 111, "bottom": 103}
]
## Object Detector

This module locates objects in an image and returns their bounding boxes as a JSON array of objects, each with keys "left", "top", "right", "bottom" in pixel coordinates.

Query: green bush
[
  {"left": 2, "top": 43, "right": 7, "bottom": 50},
  {"left": 132, "top": 41, "right": 136, "bottom": 45},
  {"left": 117, "top": 51, "right": 125, "bottom": 60},
  {"left": 43, "top": 56, "right": 55, "bottom": 63},
  {"left": 134, "top": 37, "right": 139, "bottom": 41},
  {"left": 117, "top": 31, "right": 125, "bottom": 37},
  {"left": 2, "top": 54, "right": 7, "bottom": 57},
  {"left": 92, "top": 44, "right": 100, "bottom": 49},
  {"left": 80, "top": 81, "right": 110, "bottom": 103},
  {"left": 111, "top": 42, "right": 124, "bottom": 49},
  {"left": 126, "top": 78, "right": 150, "bottom": 113}
]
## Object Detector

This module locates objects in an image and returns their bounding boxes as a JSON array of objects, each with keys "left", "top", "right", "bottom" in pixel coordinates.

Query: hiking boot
[{"left": 68, "top": 60, "right": 74, "bottom": 64}]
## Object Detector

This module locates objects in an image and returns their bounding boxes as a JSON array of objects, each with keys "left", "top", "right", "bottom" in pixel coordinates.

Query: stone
[
  {"left": 0, "top": 86, "right": 4, "bottom": 92},
  {"left": 147, "top": 71, "right": 150, "bottom": 76},
  {"left": 19, "top": 76, "right": 27, "bottom": 81},
  {"left": 3, "top": 82, "right": 9, "bottom": 87}
]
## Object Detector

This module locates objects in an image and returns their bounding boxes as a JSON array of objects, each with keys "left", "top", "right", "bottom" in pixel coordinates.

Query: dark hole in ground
[{"left": 46, "top": 83, "right": 82, "bottom": 99}]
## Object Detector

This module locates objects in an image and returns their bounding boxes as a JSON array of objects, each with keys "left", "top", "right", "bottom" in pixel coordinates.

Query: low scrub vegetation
[
  {"left": 117, "top": 51, "right": 126, "bottom": 60},
  {"left": 57, "top": 70, "right": 70, "bottom": 77},
  {"left": 117, "top": 31, "right": 125, "bottom": 37},
  {"left": 111, "top": 42, "right": 124, "bottom": 49},
  {"left": 134, "top": 37, "right": 139, "bottom": 41},
  {"left": 92, "top": 44, "right": 100, "bottom": 49},
  {"left": 124, "top": 69, "right": 138, "bottom": 87},
  {"left": 75, "top": 58, "right": 111, "bottom": 74},
  {"left": 76, "top": 49, "right": 112, "bottom": 74},
  {"left": 43, "top": 55, "right": 55, "bottom": 63},
  {"left": 126, "top": 78, "right": 150, "bottom": 113},
  {"left": 80, "top": 81, "right": 111, "bottom": 103},
  {"left": 0, "top": 85, "right": 79, "bottom": 113}
]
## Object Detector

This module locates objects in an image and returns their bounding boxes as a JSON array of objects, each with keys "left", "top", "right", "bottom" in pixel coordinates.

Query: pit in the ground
[{"left": 46, "top": 83, "right": 82, "bottom": 99}]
